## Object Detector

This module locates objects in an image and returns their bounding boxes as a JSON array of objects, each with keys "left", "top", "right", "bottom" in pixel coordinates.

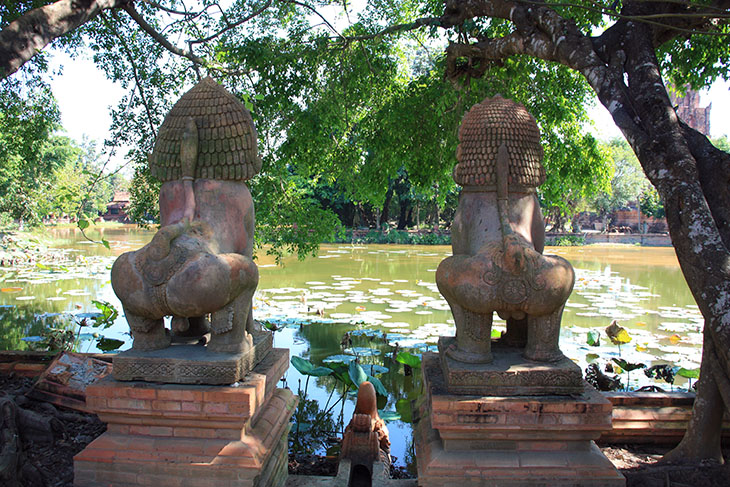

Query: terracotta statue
[
  {"left": 111, "top": 77, "right": 262, "bottom": 353},
  {"left": 436, "top": 95, "right": 575, "bottom": 364},
  {"left": 341, "top": 381, "right": 391, "bottom": 467}
]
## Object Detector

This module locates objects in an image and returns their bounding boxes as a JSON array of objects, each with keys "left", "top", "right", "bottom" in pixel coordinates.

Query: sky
[{"left": 48, "top": 50, "right": 730, "bottom": 176}]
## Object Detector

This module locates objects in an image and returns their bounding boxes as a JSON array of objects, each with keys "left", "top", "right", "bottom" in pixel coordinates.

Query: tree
[
  {"left": 0, "top": 76, "right": 61, "bottom": 223},
  {"left": 434, "top": 0, "right": 730, "bottom": 464},
  {"left": 589, "top": 138, "right": 652, "bottom": 230}
]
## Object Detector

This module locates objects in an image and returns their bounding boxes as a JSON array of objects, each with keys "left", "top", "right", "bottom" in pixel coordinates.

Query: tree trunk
[
  {"left": 397, "top": 198, "right": 411, "bottom": 230},
  {"left": 378, "top": 183, "right": 394, "bottom": 230},
  {"left": 0, "top": 0, "right": 125, "bottom": 80}
]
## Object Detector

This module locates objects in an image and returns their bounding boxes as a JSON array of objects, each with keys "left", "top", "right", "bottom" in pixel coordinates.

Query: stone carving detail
[
  {"left": 111, "top": 77, "right": 261, "bottom": 354},
  {"left": 436, "top": 95, "right": 575, "bottom": 365},
  {"left": 341, "top": 381, "right": 391, "bottom": 468},
  {"left": 149, "top": 77, "right": 262, "bottom": 182}
]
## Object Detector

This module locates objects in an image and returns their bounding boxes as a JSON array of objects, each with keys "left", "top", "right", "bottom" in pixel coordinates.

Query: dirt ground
[{"left": 2, "top": 372, "right": 728, "bottom": 486}]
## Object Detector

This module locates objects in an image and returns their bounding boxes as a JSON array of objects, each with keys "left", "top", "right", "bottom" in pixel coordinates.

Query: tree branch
[
  {"left": 122, "top": 2, "right": 207, "bottom": 66},
  {"left": 189, "top": 0, "right": 274, "bottom": 45},
  {"left": 0, "top": 0, "right": 126, "bottom": 80}
]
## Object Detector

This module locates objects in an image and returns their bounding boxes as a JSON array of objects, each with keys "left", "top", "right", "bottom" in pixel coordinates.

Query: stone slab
[
  {"left": 112, "top": 331, "right": 273, "bottom": 384},
  {"left": 88, "top": 348, "right": 289, "bottom": 431},
  {"left": 424, "top": 353, "right": 612, "bottom": 446},
  {"left": 415, "top": 410, "right": 624, "bottom": 487},
  {"left": 75, "top": 348, "right": 296, "bottom": 487},
  {"left": 438, "top": 337, "right": 584, "bottom": 396},
  {"left": 415, "top": 353, "right": 624, "bottom": 486}
]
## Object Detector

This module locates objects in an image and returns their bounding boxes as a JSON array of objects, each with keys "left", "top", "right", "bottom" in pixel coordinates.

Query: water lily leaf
[
  {"left": 635, "top": 343, "right": 648, "bottom": 352},
  {"left": 361, "top": 364, "right": 389, "bottom": 376},
  {"left": 586, "top": 330, "right": 601, "bottom": 347},
  {"left": 612, "top": 358, "right": 645, "bottom": 372},
  {"left": 367, "top": 375, "right": 388, "bottom": 396},
  {"left": 378, "top": 410, "right": 401, "bottom": 422},
  {"left": 396, "top": 351, "right": 421, "bottom": 368},
  {"left": 677, "top": 367, "right": 700, "bottom": 379},
  {"left": 605, "top": 321, "right": 631, "bottom": 345},
  {"left": 323, "top": 354, "right": 356, "bottom": 364},
  {"left": 344, "top": 347, "right": 381, "bottom": 357},
  {"left": 96, "top": 337, "right": 124, "bottom": 352},
  {"left": 1, "top": 287, "right": 22, "bottom": 293},
  {"left": 21, "top": 336, "right": 44, "bottom": 342},
  {"left": 349, "top": 361, "right": 368, "bottom": 387}
]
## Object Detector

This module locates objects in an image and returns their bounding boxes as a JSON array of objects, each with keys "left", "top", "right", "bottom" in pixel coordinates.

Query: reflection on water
[{"left": 0, "top": 227, "right": 704, "bottom": 469}]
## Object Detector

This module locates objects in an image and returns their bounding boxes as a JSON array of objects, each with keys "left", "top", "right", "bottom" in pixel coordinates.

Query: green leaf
[
  {"left": 611, "top": 358, "right": 645, "bottom": 372},
  {"left": 254, "top": 94, "right": 264, "bottom": 100},
  {"left": 101, "top": 239, "right": 110, "bottom": 249},
  {"left": 367, "top": 375, "right": 387, "bottom": 396},
  {"left": 309, "top": 366, "right": 334, "bottom": 377},
  {"left": 96, "top": 337, "right": 124, "bottom": 352},
  {"left": 586, "top": 330, "right": 601, "bottom": 347},
  {"left": 677, "top": 367, "right": 700, "bottom": 379},
  {"left": 378, "top": 410, "right": 401, "bottom": 422},
  {"left": 396, "top": 351, "right": 421, "bottom": 368},
  {"left": 348, "top": 361, "right": 368, "bottom": 387},
  {"left": 291, "top": 355, "right": 314, "bottom": 375},
  {"left": 78, "top": 219, "right": 90, "bottom": 230}
]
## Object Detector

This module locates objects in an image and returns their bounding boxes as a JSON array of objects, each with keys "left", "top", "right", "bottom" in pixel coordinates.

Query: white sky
[{"left": 47, "top": 51, "right": 730, "bottom": 176}]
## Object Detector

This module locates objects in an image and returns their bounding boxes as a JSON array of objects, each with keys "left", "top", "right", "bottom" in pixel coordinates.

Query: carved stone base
[
  {"left": 112, "top": 332, "right": 273, "bottom": 384},
  {"left": 75, "top": 348, "right": 296, "bottom": 487},
  {"left": 438, "top": 337, "right": 584, "bottom": 395},
  {"left": 415, "top": 353, "right": 624, "bottom": 487}
]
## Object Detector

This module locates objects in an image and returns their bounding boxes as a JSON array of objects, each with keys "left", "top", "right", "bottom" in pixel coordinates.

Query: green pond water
[{"left": 0, "top": 226, "right": 704, "bottom": 469}]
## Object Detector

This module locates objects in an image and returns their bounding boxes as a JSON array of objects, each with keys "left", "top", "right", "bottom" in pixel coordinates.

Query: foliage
[
  {"left": 587, "top": 138, "right": 654, "bottom": 225},
  {"left": 545, "top": 234, "right": 585, "bottom": 246},
  {"left": 640, "top": 187, "right": 666, "bottom": 219},
  {"left": 334, "top": 229, "right": 451, "bottom": 245},
  {"left": 21, "top": 299, "right": 123, "bottom": 353},
  {"left": 0, "top": 76, "right": 61, "bottom": 223}
]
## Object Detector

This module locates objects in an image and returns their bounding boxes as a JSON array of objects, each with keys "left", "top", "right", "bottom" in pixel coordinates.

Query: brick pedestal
[
  {"left": 74, "top": 348, "right": 296, "bottom": 487},
  {"left": 414, "top": 353, "right": 625, "bottom": 487}
]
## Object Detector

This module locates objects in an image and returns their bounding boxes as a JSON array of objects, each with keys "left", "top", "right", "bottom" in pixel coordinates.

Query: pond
[{"left": 0, "top": 226, "right": 704, "bottom": 470}]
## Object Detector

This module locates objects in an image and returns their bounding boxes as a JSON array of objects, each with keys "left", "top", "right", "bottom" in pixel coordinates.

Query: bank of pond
[{"left": 0, "top": 226, "right": 702, "bottom": 469}]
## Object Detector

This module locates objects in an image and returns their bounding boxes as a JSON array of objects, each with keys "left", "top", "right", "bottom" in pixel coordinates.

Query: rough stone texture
[
  {"left": 111, "top": 77, "right": 261, "bottom": 357},
  {"left": 414, "top": 354, "right": 625, "bottom": 487},
  {"left": 453, "top": 95, "right": 545, "bottom": 189},
  {"left": 437, "top": 338, "right": 584, "bottom": 396},
  {"left": 150, "top": 77, "right": 262, "bottom": 182},
  {"left": 436, "top": 94, "right": 575, "bottom": 376},
  {"left": 112, "top": 332, "right": 272, "bottom": 385},
  {"left": 600, "top": 391, "right": 730, "bottom": 444},
  {"left": 74, "top": 348, "right": 296, "bottom": 487}
]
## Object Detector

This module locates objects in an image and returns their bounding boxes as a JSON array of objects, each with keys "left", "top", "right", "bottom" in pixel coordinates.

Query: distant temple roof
[{"left": 669, "top": 88, "right": 711, "bottom": 135}]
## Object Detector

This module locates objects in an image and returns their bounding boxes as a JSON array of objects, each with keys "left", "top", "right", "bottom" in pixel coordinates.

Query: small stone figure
[
  {"left": 341, "top": 381, "right": 391, "bottom": 469},
  {"left": 436, "top": 95, "right": 575, "bottom": 364},
  {"left": 111, "top": 77, "right": 261, "bottom": 354}
]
